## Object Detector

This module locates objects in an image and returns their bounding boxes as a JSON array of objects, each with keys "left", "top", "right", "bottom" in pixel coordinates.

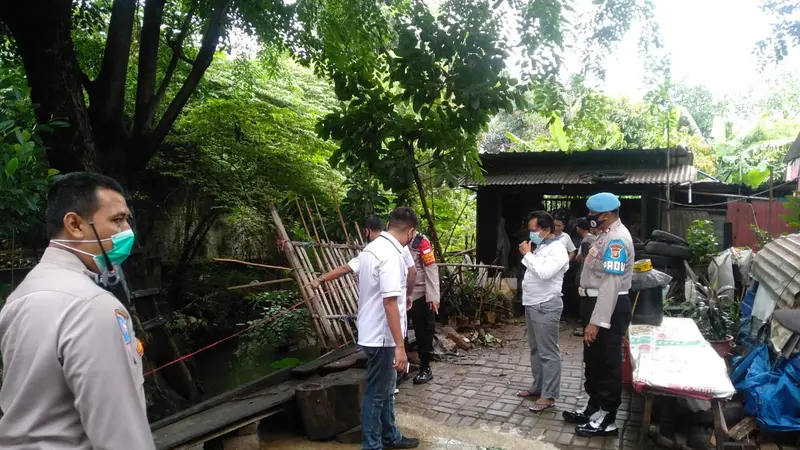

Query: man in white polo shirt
[
  {"left": 356, "top": 207, "right": 420, "bottom": 450},
  {"left": 311, "top": 215, "right": 416, "bottom": 292}
]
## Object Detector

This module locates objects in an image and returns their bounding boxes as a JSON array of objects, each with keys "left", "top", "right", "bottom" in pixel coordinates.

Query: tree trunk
[
  {"left": 0, "top": 0, "right": 100, "bottom": 174},
  {"left": 407, "top": 148, "right": 444, "bottom": 262}
]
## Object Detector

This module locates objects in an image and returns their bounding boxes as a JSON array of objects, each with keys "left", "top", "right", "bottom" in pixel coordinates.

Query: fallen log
[{"left": 442, "top": 325, "right": 473, "bottom": 350}]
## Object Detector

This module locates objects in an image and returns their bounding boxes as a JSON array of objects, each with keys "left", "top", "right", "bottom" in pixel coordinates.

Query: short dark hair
[
  {"left": 363, "top": 214, "right": 384, "bottom": 231},
  {"left": 45, "top": 172, "right": 126, "bottom": 239},
  {"left": 576, "top": 217, "right": 591, "bottom": 231},
  {"left": 387, "top": 207, "right": 419, "bottom": 231},
  {"left": 527, "top": 210, "right": 554, "bottom": 232}
]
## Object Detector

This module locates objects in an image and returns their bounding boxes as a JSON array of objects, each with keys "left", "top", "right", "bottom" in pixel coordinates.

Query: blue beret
[{"left": 586, "top": 192, "right": 621, "bottom": 213}]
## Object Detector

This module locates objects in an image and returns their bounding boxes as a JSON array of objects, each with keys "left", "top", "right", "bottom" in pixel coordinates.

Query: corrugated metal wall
[
  {"left": 660, "top": 209, "right": 713, "bottom": 239},
  {"left": 751, "top": 233, "right": 800, "bottom": 309},
  {"left": 727, "top": 200, "right": 795, "bottom": 249}
]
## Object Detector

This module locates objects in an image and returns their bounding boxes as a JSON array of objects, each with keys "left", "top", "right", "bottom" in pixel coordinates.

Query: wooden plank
[
  {"left": 141, "top": 315, "right": 167, "bottom": 331},
  {"left": 727, "top": 417, "right": 757, "bottom": 441},
  {"left": 150, "top": 368, "right": 293, "bottom": 431},
  {"left": 171, "top": 409, "right": 283, "bottom": 450},
  {"left": 226, "top": 278, "right": 293, "bottom": 291},
  {"left": 291, "top": 344, "right": 359, "bottom": 377},
  {"left": 320, "top": 349, "right": 366, "bottom": 374},
  {"left": 132, "top": 288, "right": 162, "bottom": 299},
  {"left": 153, "top": 381, "right": 296, "bottom": 450}
]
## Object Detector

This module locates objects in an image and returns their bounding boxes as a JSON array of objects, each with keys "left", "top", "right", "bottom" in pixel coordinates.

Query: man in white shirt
[
  {"left": 516, "top": 211, "right": 569, "bottom": 412},
  {"left": 356, "top": 207, "right": 421, "bottom": 450},
  {"left": 553, "top": 215, "right": 577, "bottom": 261},
  {"left": 311, "top": 215, "right": 416, "bottom": 292}
]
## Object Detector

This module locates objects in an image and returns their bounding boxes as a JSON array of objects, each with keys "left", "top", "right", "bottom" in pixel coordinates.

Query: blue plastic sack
[{"left": 732, "top": 343, "right": 800, "bottom": 432}]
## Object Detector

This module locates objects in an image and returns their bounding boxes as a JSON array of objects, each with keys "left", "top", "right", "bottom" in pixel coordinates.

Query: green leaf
[
  {"left": 49, "top": 120, "right": 69, "bottom": 128},
  {"left": 549, "top": 114, "right": 569, "bottom": 152},
  {"left": 0, "top": 120, "right": 14, "bottom": 132},
  {"left": 502, "top": 99, "right": 514, "bottom": 114},
  {"left": 47, "top": 168, "right": 60, "bottom": 177},
  {"left": 5, "top": 157, "right": 19, "bottom": 177},
  {"left": 742, "top": 162, "right": 771, "bottom": 188}
]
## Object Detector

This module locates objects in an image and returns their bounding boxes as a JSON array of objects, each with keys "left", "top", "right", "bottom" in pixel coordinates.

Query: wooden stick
[
  {"left": 439, "top": 263, "right": 506, "bottom": 270},
  {"left": 354, "top": 221, "right": 365, "bottom": 247},
  {"left": 227, "top": 278, "right": 293, "bottom": 291},
  {"left": 331, "top": 188, "right": 351, "bottom": 244},
  {"left": 212, "top": 258, "right": 292, "bottom": 271}
]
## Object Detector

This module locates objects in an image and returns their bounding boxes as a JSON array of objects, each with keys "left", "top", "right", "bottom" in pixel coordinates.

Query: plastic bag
[
  {"left": 631, "top": 267, "right": 673, "bottom": 291},
  {"left": 735, "top": 248, "right": 754, "bottom": 288},
  {"left": 709, "top": 251, "right": 735, "bottom": 299}
]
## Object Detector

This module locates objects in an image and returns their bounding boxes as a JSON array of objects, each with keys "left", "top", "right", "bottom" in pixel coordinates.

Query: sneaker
[
  {"left": 413, "top": 367, "right": 433, "bottom": 385},
  {"left": 383, "top": 436, "right": 420, "bottom": 449},
  {"left": 394, "top": 388, "right": 400, "bottom": 395}
]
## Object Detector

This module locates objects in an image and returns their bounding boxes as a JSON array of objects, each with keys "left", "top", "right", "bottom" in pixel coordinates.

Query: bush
[
  {"left": 0, "top": 68, "right": 60, "bottom": 242},
  {"left": 234, "top": 290, "right": 313, "bottom": 358},
  {"left": 687, "top": 219, "right": 718, "bottom": 267}
]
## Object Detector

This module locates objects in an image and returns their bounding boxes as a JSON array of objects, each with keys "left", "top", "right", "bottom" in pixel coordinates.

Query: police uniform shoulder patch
[
  {"left": 115, "top": 309, "right": 131, "bottom": 344},
  {"left": 602, "top": 239, "right": 627, "bottom": 275},
  {"left": 419, "top": 237, "right": 435, "bottom": 267}
]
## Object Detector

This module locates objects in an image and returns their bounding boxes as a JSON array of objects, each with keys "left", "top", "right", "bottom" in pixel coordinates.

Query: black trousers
[
  {"left": 408, "top": 296, "right": 435, "bottom": 369},
  {"left": 580, "top": 295, "right": 632, "bottom": 414}
]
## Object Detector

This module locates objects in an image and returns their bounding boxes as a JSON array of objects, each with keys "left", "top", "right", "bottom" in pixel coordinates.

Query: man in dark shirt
[{"left": 573, "top": 218, "right": 597, "bottom": 337}]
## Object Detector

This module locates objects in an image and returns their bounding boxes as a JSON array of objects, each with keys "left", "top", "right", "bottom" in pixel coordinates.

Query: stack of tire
[{"left": 635, "top": 230, "right": 690, "bottom": 286}]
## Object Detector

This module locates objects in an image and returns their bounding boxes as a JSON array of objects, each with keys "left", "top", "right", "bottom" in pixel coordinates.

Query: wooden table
[{"left": 628, "top": 318, "right": 736, "bottom": 449}]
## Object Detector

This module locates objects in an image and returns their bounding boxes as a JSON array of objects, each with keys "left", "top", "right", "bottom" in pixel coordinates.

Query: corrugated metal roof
[
  {"left": 467, "top": 164, "right": 697, "bottom": 186},
  {"left": 751, "top": 233, "right": 800, "bottom": 309}
]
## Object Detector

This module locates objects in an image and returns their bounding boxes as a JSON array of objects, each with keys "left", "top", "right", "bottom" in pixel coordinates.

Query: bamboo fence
[{"left": 270, "top": 198, "right": 364, "bottom": 349}]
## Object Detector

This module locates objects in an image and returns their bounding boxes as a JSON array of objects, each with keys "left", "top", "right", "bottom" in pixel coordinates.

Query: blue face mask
[{"left": 530, "top": 231, "right": 543, "bottom": 245}]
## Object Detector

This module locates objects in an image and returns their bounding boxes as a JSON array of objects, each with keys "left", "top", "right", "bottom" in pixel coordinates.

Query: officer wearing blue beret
[{"left": 563, "top": 192, "right": 634, "bottom": 438}]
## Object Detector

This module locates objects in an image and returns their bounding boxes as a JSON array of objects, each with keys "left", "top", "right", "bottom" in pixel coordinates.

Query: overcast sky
[
  {"left": 231, "top": 0, "right": 796, "bottom": 102},
  {"left": 585, "top": 0, "right": 796, "bottom": 99}
]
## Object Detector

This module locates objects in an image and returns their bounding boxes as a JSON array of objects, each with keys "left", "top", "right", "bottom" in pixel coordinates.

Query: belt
[{"left": 579, "top": 288, "right": 629, "bottom": 297}]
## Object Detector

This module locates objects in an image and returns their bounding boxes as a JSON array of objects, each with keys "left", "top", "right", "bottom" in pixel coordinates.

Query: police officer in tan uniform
[
  {"left": 406, "top": 232, "right": 440, "bottom": 384},
  {"left": 0, "top": 172, "right": 154, "bottom": 449},
  {"left": 563, "top": 192, "right": 634, "bottom": 438}
]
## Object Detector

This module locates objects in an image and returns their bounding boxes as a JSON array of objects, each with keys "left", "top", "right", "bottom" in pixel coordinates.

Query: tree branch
[
  {"left": 139, "top": 0, "right": 232, "bottom": 169},
  {"left": 147, "top": 0, "right": 200, "bottom": 133},
  {"left": 93, "top": 0, "right": 136, "bottom": 120},
  {"left": 132, "top": 0, "right": 167, "bottom": 137}
]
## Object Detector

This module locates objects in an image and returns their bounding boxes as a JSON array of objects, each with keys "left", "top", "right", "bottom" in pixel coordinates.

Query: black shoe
[
  {"left": 575, "top": 410, "right": 619, "bottom": 437},
  {"left": 383, "top": 436, "right": 420, "bottom": 449},
  {"left": 413, "top": 367, "right": 433, "bottom": 385},
  {"left": 562, "top": 405, "right": 598, "bottom": 424}
]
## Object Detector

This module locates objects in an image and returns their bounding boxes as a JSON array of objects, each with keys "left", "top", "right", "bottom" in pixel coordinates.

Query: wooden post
[
  {"left": 641, "top": 392, "right": 654, "bottom": 447},
  {"left": 769, "top": 169, "right": 774, "bottom": 235},
  {"left": 270, "top": 205, "right": 335, "bottom": 349}
]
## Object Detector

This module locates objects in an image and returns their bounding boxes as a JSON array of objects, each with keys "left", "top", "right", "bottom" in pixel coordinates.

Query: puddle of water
[{"left": 260, "top": 411, "right": 558, "bottom": 450}]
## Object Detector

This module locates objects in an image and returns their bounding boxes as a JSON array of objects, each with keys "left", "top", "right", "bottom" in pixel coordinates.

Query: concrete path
[{"left": 395, "top": 320, "right": 642, "bottom": 450}]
